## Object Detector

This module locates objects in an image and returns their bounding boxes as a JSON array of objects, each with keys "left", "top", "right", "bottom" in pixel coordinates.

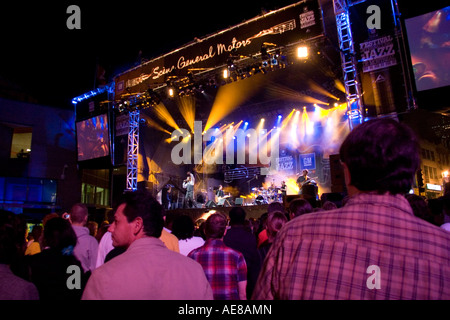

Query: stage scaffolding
[
  {"left": 126, "top": 110, "right": 140, "bottom": 191},
  {"left": 333, "top": 0, "right": 364, "bottom": 129}
]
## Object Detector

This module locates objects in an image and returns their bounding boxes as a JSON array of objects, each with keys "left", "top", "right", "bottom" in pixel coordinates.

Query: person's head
[
  {"left": 69, "top": 203, "right": 89, "bottom": 226},
  {"left": 171, "top": 214, "right": 195, "bottom": 240},
  {"left": 30, "top": 225, "right": 43, "bottom": 242},
  {"left": 322, "top": 201, "right": 338, "bottom": 211},
  {"left": 43, "top": 217, "right": 77, "bottom": 253},
  {"left": 405, "top": 194, "right": 433, "bottom": 223},
  {"left": 339, "top": 118, "right": 420, "bottom": 195},
  {"left": 302, "top": 169, "right": 309, "bottom": 176},
  {"left": 0, "top": 210, "right": 27, "bottom": 264},
  {"left": 87, "top": 221, "right": 98, "bottom": 237},
  {"left": 228, "top": 206, "right": 246, "bottom": 226},
  {"left": 204, "top": 213, "right": 228, "bottom": 240},
  {"left": 266, "top": 211, "right": 288, "bottom": 242},
  {"left": 267, "top": 201, "right": 284, "bottom": 214},
  {"left": 108, "top": 190, "right": 164, "bottom": 248},
  {"left": 289, "top": 198, "right": 313, "bottom": 218}
]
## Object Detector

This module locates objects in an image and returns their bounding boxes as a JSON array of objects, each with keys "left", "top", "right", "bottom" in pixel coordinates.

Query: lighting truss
[
  {"left": 71, "top": 85, "right": 114, "bottom": 105},
  {"left": 333, "top": 0, "right": 364, "bottom": 129},
  {"left": 126, "top": 110, "right": 140, "bottom": 191}
]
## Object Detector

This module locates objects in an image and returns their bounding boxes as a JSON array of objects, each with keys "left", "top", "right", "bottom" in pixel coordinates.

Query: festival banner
[
  {"left": 349, "top": 0, "right": 409, "bottom": 116},
  {"left": 113, "top": 0, "right": 323, "bottom": 98}
]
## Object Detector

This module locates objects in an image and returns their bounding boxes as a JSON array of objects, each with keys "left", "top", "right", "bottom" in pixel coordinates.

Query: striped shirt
[
  {"left": 253, "top": 193, "right": 450, "bottom": 300},
  {"left": 188, "top": 239, "right": 247, "bottom": 300}
]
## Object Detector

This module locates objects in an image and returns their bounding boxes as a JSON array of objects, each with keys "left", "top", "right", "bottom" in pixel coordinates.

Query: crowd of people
[{"left": 1, "top": 118, "right": 450, "bottom": 300}]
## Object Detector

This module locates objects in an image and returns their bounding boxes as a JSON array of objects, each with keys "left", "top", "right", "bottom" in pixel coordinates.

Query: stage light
[
  {"left": 168, "top": 87, "right": 174, "bottom": 97},
  {"left": 297, "top": 46, "right": 308, "bottom": 58},
  {"left": 223, "top": 69, "right": 229, "bottom": 79},
  {"left": 244, "top": 121, "right": 249, "bottom": 126},
  {"left": 278, "top": 115, "right": 282, "bottom": 119}
]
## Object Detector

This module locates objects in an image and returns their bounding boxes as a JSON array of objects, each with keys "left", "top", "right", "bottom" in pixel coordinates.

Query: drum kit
[{"left": 252, "top": 186, "right": 283, "bottom": 205}]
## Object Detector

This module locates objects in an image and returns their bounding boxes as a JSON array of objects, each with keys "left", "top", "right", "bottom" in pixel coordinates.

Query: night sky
[{"left": 0, "top": 0, "right": 296, "bottom": 109}]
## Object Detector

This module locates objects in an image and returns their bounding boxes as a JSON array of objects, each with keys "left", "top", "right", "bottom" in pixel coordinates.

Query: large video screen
[
  {"left": 405, "top": 6, "right": 450, "bottom": 92},
  {"left": 76, "top": 114, "right": 110, "bottom": 161}
]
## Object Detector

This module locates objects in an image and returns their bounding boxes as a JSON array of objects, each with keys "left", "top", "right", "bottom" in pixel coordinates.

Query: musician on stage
[
  {"left": 296, "top": 169, "right": 311, "bottom": 189},
  {"left": 280, "top": 180, "right": 287, "bottom": 197},
  {"left": 182, "top": 171, "right": 196, "bottom": 208},
  {"left": 216, "top": 185, "right": 225, "bottom": 199}
]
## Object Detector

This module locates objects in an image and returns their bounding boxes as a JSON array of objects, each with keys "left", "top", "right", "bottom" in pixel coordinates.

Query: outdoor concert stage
[{"left": 164, "top": 193, "right": 311, "bottom": 223}]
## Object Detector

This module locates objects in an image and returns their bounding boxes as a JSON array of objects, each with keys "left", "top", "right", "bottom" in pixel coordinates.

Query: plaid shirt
[
  {"left": 188, "top": 239, "right": 247, "bottom": 300},
  {"left": 253, "top": 193, "right": 450, "bottom": 300}
]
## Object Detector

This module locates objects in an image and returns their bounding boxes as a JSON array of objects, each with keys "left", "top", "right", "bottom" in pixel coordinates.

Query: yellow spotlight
[
  {"left": 297, "top": 46, "right": 308, "bottom": 58},
  {"left": 168, "top": 87, "right": 174, "bottom": 97},
  {"left": 223, "top": 69, "right": 229, "bottom": 79}
]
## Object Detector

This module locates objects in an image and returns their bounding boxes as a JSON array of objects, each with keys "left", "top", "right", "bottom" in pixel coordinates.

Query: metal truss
[
  {"left": 126, "top": 110, "right": 140, "bottom": 191},
  {"left": 333, "top": 0, "right": 364, "bottom": 129}
]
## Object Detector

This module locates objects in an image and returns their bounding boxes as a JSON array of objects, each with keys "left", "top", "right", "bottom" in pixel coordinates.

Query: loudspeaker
[
  {"left": 234, "top": 198, "right": 243, "bottom": 206},
  {"left": 321, "top": 192, "right": 345, "bottom": 208},
  {"left": 205, "top": 200, "right": 217, "bottom": 208},
  {"left": 217, "top": 198, "right": 231, "bottom": 207},
  {"left": 329, "top": 154, "right": 345, "bottom": 193}
]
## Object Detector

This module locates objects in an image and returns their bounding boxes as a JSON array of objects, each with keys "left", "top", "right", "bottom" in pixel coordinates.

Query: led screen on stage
[
  {"left": 405, "top": 6, "right": 450, "bottom": 92},
  {"left": 76, "top": 114, "right": 110, "bottom": 161}
]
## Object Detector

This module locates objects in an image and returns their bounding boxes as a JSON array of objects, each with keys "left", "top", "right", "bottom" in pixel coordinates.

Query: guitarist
[
  {"left": 216, "top": 185, "right": 225, "bottom": 200},
  {"left": 215, "top": 185, "right": 231, "bottom": 205},
  {"left": 296, "top": 169, "right": 311, "bottom": 194}
]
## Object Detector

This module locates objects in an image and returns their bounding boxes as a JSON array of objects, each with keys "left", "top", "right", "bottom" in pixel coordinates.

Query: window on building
[
  {"left": 81, "top": 169, "right": 110, "bottom": 207},
  {"left": 10, "top": 127, "right": 32, "bottom": 159},
  {"left": 424, "top": 166, "right": 430, "bottom": 183}
]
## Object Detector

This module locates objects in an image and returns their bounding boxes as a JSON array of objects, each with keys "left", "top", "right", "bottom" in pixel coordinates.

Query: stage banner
[
  {"left": 114, "top": 0, "right": 323, "bottom": 98},
  {"left": 299, "top": 152, "right": 316, "bottom": 171},
  {"left": 349, "top": 0, "right": 409, "bottom": 116},
  {"left": 275, "top": 149, "right": 296, "bottom": 175}
]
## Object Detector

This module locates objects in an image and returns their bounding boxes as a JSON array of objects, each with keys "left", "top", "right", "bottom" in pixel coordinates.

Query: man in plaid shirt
[
  {"left": 188, "top": 213, "right": 247, "bottom": 300},
  {"left": 253, "top": 118, "right": 450, "bottom": 300}
]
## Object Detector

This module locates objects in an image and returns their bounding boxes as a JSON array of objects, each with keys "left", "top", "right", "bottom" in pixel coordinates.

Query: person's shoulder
[
  {"left": 187, "top": 244, "right": 203, "bottom": 257},
  {"left": 222, "top": 242, "right": 245, "bottom": 258}
]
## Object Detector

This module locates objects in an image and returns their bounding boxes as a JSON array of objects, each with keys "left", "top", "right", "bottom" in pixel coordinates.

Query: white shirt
[
  {"left": 178, "top": 236, "right": 205, "bottom": 256},
  {"left": 95, "top": 231, "right": 114, "bottom": 269}
]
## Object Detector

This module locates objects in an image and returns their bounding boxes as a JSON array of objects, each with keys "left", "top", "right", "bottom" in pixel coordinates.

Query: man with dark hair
[
  {"left": 288, "top": 198, "right": 313, "bottom": 219},
  {"left": 223, "top": 207, "right": 261, "bottom": 298},
  {"left": 254, "top": 118, "right": 450, "bottom": 299},
  {"left": 68, "top": 203, "right": 98, "bottom": 273},
  {"left": 188, "top": 213, "right": 247, "bottom": 300},
  {"left": 82, "top": 190, "right": 213, "bottom": 300}
]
